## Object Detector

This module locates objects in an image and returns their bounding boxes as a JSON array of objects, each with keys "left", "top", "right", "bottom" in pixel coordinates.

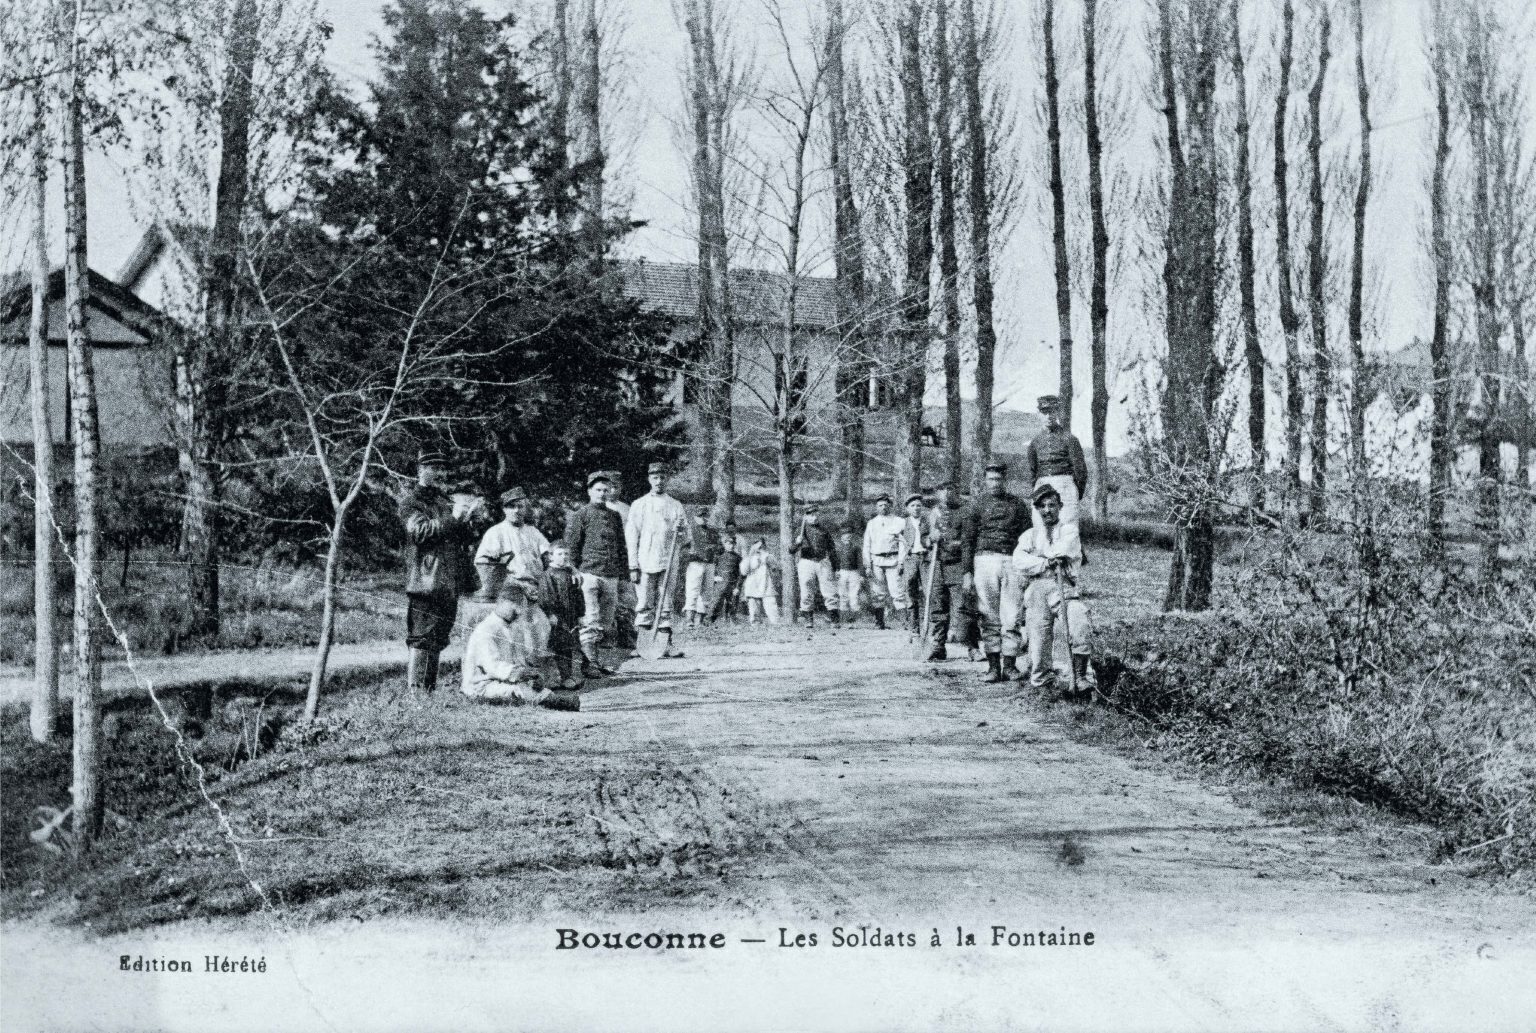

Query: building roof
[
  {"left": 0, "top": 267, "right": 164, "bottom": 346},
  {"left": 618, "top": 260, "right": 844, "bottom": 331}
]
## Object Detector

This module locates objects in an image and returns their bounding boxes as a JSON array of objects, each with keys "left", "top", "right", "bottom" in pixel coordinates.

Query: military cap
[
  {"left": 586, "top": 470, "right": 612, "bottom": 488},
  {"left": 873, "top": 493, "right": 893, "bottom": 504},
  {"left": 904, "top": 492, "right": 924, "bottom": 507},
  {"left": 804, "top": 502, "right": 820, "bottom": 514},
  {"left": 499, "top": 486, "right": 528, "bottom": 506},
  {"left": 984, "top": 461, "right": 1008, "bottom": 476},
  {"left": 1031, "top": 482, "right": 1062, "bottom": 506},
  {"left": 418, "top": 448, "right": 448, "bottom": 468},
  {"left": 647, "top": 461, "right": 667, "bottom": 475},
  {"left": 1036, "top": 394, "right": 1061, "bottom": 412}
]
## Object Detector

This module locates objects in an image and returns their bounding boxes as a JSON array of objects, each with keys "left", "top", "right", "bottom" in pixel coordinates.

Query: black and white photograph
[{"left": 1, "top": 0, "right": 1533, "bottom": 1028}]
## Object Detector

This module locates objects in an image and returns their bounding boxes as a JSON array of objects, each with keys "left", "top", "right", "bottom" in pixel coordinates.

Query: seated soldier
[
  {"left": 461, "top": 583, "right": 579, "bottom": 710},
  {"left": 1011, "top": 483, "right": 1096, "bottom": 698}
]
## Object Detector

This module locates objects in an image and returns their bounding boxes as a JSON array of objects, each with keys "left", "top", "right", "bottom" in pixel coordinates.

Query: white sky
[{"left": 13, "top": 0, "right": 1529, "bottom": 455}]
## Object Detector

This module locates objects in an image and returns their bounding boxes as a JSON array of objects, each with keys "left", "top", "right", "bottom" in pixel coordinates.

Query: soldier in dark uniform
[
  {"left": 927, "top": 485, "right": 979, "bottom": 661},
  {"left": 961, "top": 461, "right": 1032, "bottom": 683},
  {"left": 400, "top": 449, "right": 475, "bottom": 693}
]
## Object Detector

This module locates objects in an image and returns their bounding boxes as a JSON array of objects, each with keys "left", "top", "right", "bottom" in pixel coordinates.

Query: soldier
[
  {"left": 460, "top": 582, "right": 579, "bottom": 710},
  {"left": 683, "top": 508, "right": 719, "bottom": 628},
  {"left": 473, "top": 486, "right": 551, "bottom": 601},
  {"left": 961, "top": 461, "right": 1031, "bottom": 683},
  {"left": 625, "top": 461, "right": 693, "bottom": 654},
  {"left": 1013, "top": 483, "right": 1096, "bottom": 697},
  {"left": 791, "top": 502, "right": 838, "bottom": 625},
  {"left": 564, "top": 471, "right": 628, "bottom": 678},
  {"left": 604, "top": 470, "right": 638, "bottom": 651},
  {"left": 900, "top": 493, "right": 928, "bottom": 635},
  {"left": 400, "top": 448, "right": 475, "bottom": 694},
  {"left": 1022, "top": 394, "right": 1089, "bottom": 537},
  {"left": 861, "top": 493, "right": 909, "bottom": 630},
  {"left": 831, "top": 520, "right": 865, "bottom": 625},
  {"left": 930, "top": 485, "right": 981, "bottom": 661},
  {"left": 708, "top": 521, "right": 744, "bottom": 623}
]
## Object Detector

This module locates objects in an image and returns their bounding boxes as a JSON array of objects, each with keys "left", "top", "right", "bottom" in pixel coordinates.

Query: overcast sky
[{"left": 10, "top": 0, "right": 1527, "bottom": 455}]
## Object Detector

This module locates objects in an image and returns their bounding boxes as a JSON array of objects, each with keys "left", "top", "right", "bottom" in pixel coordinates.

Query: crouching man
[
  {"left": 1012, "top": 483, "right": 1096, "bottom": 698},
  {"left": 461, "top": 584, "right": 580, "bottom": 710}
]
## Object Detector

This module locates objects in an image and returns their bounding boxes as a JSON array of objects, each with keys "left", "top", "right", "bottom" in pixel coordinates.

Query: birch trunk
[{"left": 29, "top": 84, "right": 58, "bottom": 745}]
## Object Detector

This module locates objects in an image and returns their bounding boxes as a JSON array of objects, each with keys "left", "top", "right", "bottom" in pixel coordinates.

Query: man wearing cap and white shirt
[
  {"left": 400, "top": 448, "right": 476, "bottom": 694},
  {"left": 791, "top": 502, "right": 838, "bottom": 624},
  {"left": 1013, "top": 482, "right": 1096, "bottom": 697},
  {"left": 564, "top": 471, "right": 628, "bottom": 678},
  {"left": 474, "top": 486, "right": 551, "bottom": 600},
  {"left": 861, "top": 494, "right": 909, "bottom": 630},
  {"left": 961, "top": 461, "right": 1031, "bottom": 683},
  {"left": 1022, "top": 394, "right": 1089, "bottom": 537},
  {"left": 626, "top": 462, "right": 693, "bottom": 648},
  {"left": 461, "top": 582, "right": 580, "bottom": 710}
]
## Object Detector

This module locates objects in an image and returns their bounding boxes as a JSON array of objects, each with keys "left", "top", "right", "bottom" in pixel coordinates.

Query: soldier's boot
[
  {"left": 407, "top": 648, "right": 431, "bottom": 694},
  {"left": 923, "top": 622, "right": 949, "bottom": 663},
  {"left": 873, "top": 607, "right": 887, "bottom": 630},
  {"left": 1009, "top": 654, "right": 1030, "bottom": 682},
  {"left": 1071, "top": 653, "right": 1096, "bottom": 698},
  {"left": 424, "top": 651, "right": 442, "bottom": 692},
  {"left": 660, "top": 629, "right": 684, "bottom": 659},
  {"left": 983, "top": 652, "right": 1005, "bottom": 683},
  {"left": 829, "top": 609, "right": 841, "bottom": 628}
]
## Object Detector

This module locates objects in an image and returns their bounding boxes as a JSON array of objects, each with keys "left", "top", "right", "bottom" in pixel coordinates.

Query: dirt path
[{"left": 5, "top": 624, "right": 1534, "bottom": 1032}]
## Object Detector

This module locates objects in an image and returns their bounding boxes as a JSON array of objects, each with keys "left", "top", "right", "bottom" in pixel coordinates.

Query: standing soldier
[
  {"left": 401, "top": 449, "right": 475, "bottom": 694},
  {"left": 928, "top": 485, "right": 979, "bottom": 661},
  {"left": 1013, "top": 483, "right": 1096, "bottom": 697},
  {"left": 1022, "top": 394, "right": 1089, "bottom": 537},
  {"left": 861, "top": 493, "right": 909, "bottom": 630},
  {"left": 708, "top": 521, "right": 744, "bottom": 623},
  {"left": 961, "top": 461, "right": 1031, "bottom": 683},
  {"left": 791, "top": 503, "right": 838, "bottom": 624},
  {"left": 473, "top": 486, "right": 551, "bottom": 600},
  {"left": 831, "top": 520, "right": 865, "bottom": 625},
  {"left": 626, "top": 461, "right": 693, "bottom": 653},
  {"left": 604, "top": 470, "right": 638, "bottom": 652},
  {"left": 900, "top": 494, "right": 928, "bottom": 635},
  {"left": 683, "top": 508, "right": 719, "bottom": 628},
  {"left": 565, "top": 471, "right": 628, "bottom": 678}
]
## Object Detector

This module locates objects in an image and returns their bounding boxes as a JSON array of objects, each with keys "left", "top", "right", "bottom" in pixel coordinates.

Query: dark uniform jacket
[
  {"left": 960, "top": 492, "right": 1030, "bottom": 568},
  {"left": 831, "top": 534, "right": 862, "bottom": 572},
  {"left": 794, "top": 525, "right": 834, "bottom": 561},
  {"left": 539, "top": 566, "right": 584, "bottom": 628},
  {"left": 564, "top": 503, "right": 627, "bottom": 578},
  {"left": 401, "top": 484, "right": 472, "bottom": 598},
  {"left": 927, "top": 507, "right": 965, "bottom": 566},
  {"left": 688, "top": 527, "right": 722, "bottom": 564},
  {"left": 1023, "top": 430, "right": 1089, "bottom": 497}
]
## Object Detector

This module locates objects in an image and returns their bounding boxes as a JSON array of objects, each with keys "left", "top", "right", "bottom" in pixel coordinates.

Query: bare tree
[
  {"left": 573, "top": 0, "right": 604, "bottom": 259},
  {"left": 1346, "top": 0, "right": 1371, "bottom": 474},
  {"left": 933, "top": 0, "right": 963, "bottom": 496},
  {"left": 1083, "top": 0, "right": 1111, "bottom": 518},
  {"left": 27, "top": 80, "right": 57, "bottom": 745},
  {"left": 1304, "top": 3, "right": 1332, "bottom": 525},
  {"left": 958, "top": 0, "right": 1000, "bottom": 497},
  {"left": 893, "top": 0, "right": 933, "bottom": 498},
  {"left": 1041, "top": 0, "right": 1073, "bottom": 430},
  {"left": 57, "top": 0, "right": 103, "bottom": 846},
  {"left": 1229, "top": 0, "right": 1262, "bottom": 510},
  {"left": 1426, "top": 0, "right": 1453, "bottom": 546},
  {"left": 1273, "top": 0, "right": 1304, "bottom": 509}
]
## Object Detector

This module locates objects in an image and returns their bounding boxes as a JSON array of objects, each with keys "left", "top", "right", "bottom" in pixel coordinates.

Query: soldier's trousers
[
  {"left": 836, "top": 570, "right": 864, "bottom": 614},
  {"left": 796, "top": 557, "right": 837, "bottom": 613},
  {"left": 867, "top": 563, "right": 909, "bottom": 610},
  {"left": 973, "top": 552, "right": 1023, "bottom": 657},
  {"left": 636, "top": 570, "right": 675, "bottom": 632},
  {"left": 1022, "top": 576, "right": 1092, "bottom": 689},
  {"left": 615, "top": 579, "right": 638, "bottom": 648},
  {"left": 579, "top": 574, "right": 619, "bottom": 659},
  {"left": 942, "top": 562, "right": 979, "bottom": 647}
]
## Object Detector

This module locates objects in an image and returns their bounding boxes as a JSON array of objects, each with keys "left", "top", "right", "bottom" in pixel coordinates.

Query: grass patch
[{"left": 1, "top": 672, "right": 782, "bottom": 933}]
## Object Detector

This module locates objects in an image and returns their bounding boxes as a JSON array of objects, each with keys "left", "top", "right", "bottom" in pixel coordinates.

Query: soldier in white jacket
[
  {"left": 1012, "top": 483, "right": 1096, "bottom": 697},
  {"left": 861, "top": 494, "right": 910, "bottom": 630},
  {"left": 625, "top": 462, "right": 694, "bottom": 645}
]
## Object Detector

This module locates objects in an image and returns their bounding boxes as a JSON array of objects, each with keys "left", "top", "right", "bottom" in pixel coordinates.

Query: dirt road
[{"left": 5, "top": 623, "right": 1534, "bottom": 1032}]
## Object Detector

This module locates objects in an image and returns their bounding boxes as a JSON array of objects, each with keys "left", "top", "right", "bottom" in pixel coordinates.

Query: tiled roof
[{"left": 619, "top": 260, "right": 843, "bottom": 330}]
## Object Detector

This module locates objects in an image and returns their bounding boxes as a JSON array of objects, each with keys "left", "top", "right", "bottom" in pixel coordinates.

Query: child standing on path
[{"left": 740, "top": 539, "right": 781, "bottom": 625}]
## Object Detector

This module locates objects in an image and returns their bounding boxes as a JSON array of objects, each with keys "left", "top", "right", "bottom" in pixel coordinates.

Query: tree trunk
[
  {"left": 1230, "top": 2, "right": 1263, "bottom": 511},
  {"left": 829, "top": 0, "right": 867, "bottom": 520},
  {"left": 1305, "top": 8, "right": 1331, "bottom": 526},
  {"left": 1426, "top": 0, "right": 1452, "bottom": 548},
  {"left": 1044, "top": 0, "right": 1073, "bottom": 431},
  {"left": 1083, "top": 0, "right": 1111, "bottom": 519},
  {"left": 1274, "top": 0, "right": 1303, "bottom": 510},
  {"left": 28, "top": 84, "right": 58, "bottom": 745},
  {"left": 304, "top": 518, "right": 346, "bottom": 722},
  {"left": 894, "top": 0, "right": 933, "bottom": 499},
  {"left": 1462, "top": 6, "right": 1501, "bottom": 581},
  {"left": 573, "top": 0, "right": 604, "bottom": 260},
  {"left": 934, "top": 0, "right": 963, "bottom": 497},
  {"left": 61, "top": 0, "right": 103, "bottom": 845},
  {"left": 1347, "top": 0, "right": 1370, "bottom": 475},
  {"left": 959, "top": 0, "right": 998, "bottom": 499},
  {"left": 551, "top": 0, "right": 573, "bottom": 231},
  {"left": 778, "top": 443, "right": 798, "bottom": 616}
]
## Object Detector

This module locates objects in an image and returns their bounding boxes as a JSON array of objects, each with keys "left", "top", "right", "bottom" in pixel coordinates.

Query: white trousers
[{"left": 796, "top": 557, "right": 838, "bottom": 613}]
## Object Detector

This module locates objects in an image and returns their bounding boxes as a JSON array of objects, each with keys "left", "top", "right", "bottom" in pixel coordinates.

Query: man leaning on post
[{"left": 564, "top": 471, "right": 628, "bottom": 679}]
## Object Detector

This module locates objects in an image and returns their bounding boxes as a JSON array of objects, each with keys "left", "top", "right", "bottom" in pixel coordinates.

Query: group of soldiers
[{"left": 397, "top": 394, "right": 1097, "bottom": 709}]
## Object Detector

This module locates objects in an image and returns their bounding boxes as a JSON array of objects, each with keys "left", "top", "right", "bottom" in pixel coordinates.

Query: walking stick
[
  {"left": 637, "top": 524, "right": 683, "bottom": 661},
  {"left": 911, "top": 542, "right": 940, "bottom": 660}
]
